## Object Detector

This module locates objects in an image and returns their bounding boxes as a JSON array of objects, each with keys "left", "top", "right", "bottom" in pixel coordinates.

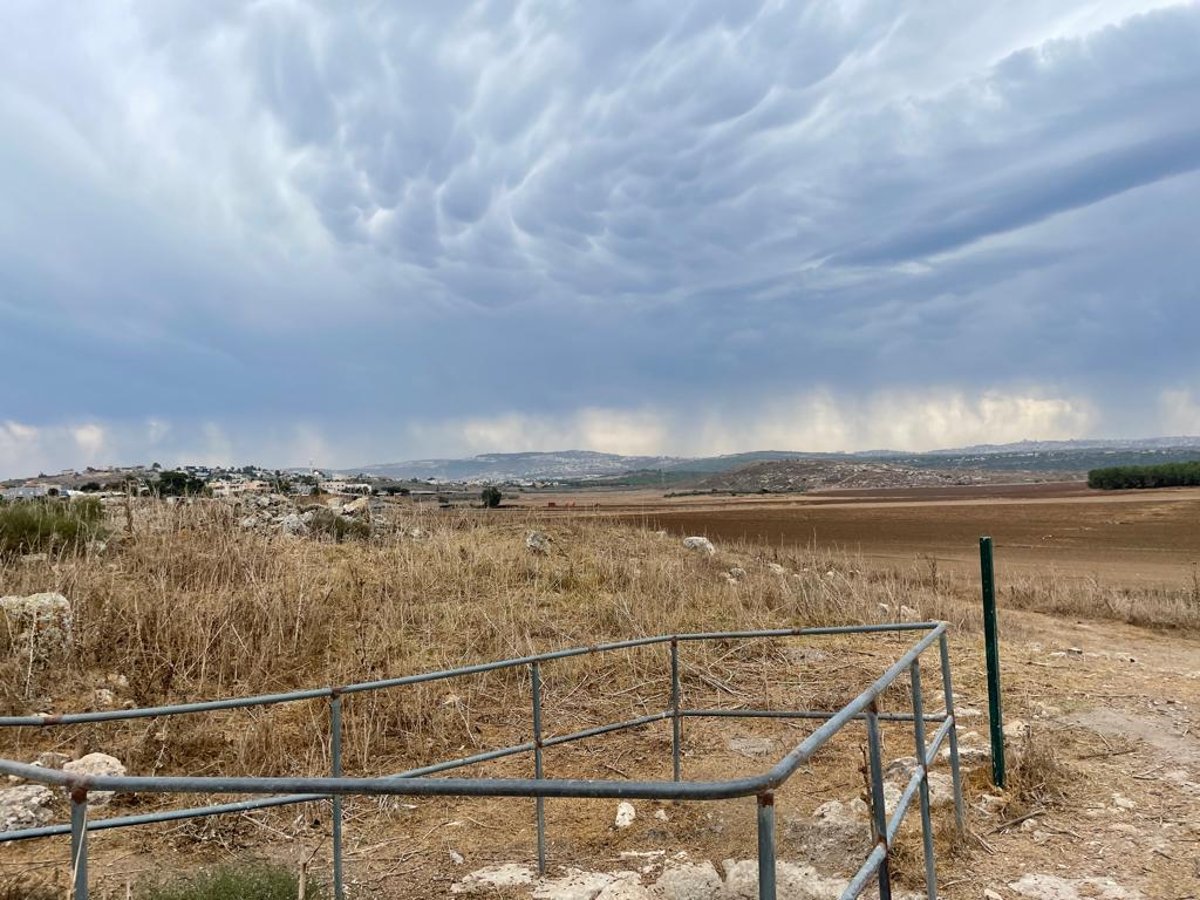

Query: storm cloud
[{"left": 1, "top": 1, "right": 1198, "bottom": 473}]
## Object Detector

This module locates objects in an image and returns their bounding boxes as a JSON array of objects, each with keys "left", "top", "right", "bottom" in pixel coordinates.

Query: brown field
[{"left": 551, "top": 482, "right": 1200, "bottom": 588}]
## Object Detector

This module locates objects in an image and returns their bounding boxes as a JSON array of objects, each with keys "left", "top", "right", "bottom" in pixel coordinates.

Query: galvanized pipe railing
[{"left": 0, "top": 621, "right": 962, "bottom": 900}]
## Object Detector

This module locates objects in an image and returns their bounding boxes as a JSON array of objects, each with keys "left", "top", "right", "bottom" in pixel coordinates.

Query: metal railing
[{"left": 0, "top": 621, "right": 965, "bottom": 899}]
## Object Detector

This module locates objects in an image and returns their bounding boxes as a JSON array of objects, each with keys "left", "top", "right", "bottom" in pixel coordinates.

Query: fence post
[
  {"left": 70, "top": 789, "right": 88, "bottom": 900},
  {"left": 756, "top": 793, "right": 777, "bottom": 900},
  {"left": 909, "top": 662, "right": 937, "bottom": 900},
  {"left": 865, "top": 706, "right": 892, "bottom": 900},
  {"left": 670, "top": 638, "right": 681, "bottom": 782},
  {"left": 531, "top": 661, "right": 547, "bottom": 875},
  {"left": 937, "top": 633, "right": 966, "bottom": 832},
  {"left": 330, "top": 692, "right": 344, "bottom": 900},
  {"left": 980, "top": 536, "right": 1006, "bottom": 788}
]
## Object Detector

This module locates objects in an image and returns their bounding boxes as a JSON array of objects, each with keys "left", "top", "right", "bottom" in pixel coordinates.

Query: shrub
[
  {"left": 0, "top": 498, "right": 105, "bottom": 557},
  {"left": 155, "top": 470, "right": 208, "bottom": 497},
  {"left": 481, "top": 486, "right": 502, "bottom": 508},
  {"left": 139, "top": 862, "right": 327, "bottom": 900},
  {"left": 307, "top": 508, "right": 370, "bottom": 541}
]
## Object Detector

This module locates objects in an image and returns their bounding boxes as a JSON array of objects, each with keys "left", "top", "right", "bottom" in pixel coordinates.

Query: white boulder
[
  {"left": 614, "top": 801, "right": 636, "bottom": 829},
  {"left": 63, "top": 753, "right": 126, "bottom": 806},
  {"left": 0, "top": 784, "right": 56, "bottom": 832},
  {"left": 682, "top": 536, "right": 716, "bottom": 555}
]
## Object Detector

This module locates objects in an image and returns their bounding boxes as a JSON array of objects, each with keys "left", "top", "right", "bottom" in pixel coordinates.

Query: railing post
[
  {"left": 910, "top": 661, "right": 937, "bottom": 900},
  {"left": 756, "top": 793, "right": 777, "bottom": 900},
  {"left": 670, "top": 638, "right": 681, "bottom": 782},
  {"left": 937, "top": 633, "right": 966, "bottom": 832},
  {"left": 531, "top": 661, "right": 547, "bottom": 875},
  {"left": 330, "top": 691, "right": 344, "bottom": 900},
  {"left": 980, "top": 536, "right": 1006, "bottom": 788},
  {"left": 865, "top": 706, "right": 892, "bottom": 900},
  {"left": 70, "top": 788, "right": 88, "bottom": 900}
]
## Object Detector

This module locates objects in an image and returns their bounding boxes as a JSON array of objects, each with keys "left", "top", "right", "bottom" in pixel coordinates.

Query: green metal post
[{"left": 980, "top": 536, "right": 1006, "bottom": 788}]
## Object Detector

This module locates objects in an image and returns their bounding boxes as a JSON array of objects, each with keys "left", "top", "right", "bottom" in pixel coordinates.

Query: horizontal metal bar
[
  {"left": 0, "top": 625, "right": 945, "bottom": 821},
  {"left": 0, "top": 624, "right": 941, "bottom": 729},
  {"left": 0, "top": 793, "right": 322, "bottom": 843},
  {"left": 0, "top": 687, "right": 334, "bottom": 727},
  {"left": 680, "top": 709, "right": 946, "bottom": 723},
  {"left": 841, "top": 842, "right": 887, "bottom": 900},
  {"left": 542, "top": 712, "right": 668, "bottom": 748},
  {"left": 759, "top": 623, "right": 946, "bottom": 792},
  {"left": 0, "top": 713, "right": 672, "bottom": 843}
]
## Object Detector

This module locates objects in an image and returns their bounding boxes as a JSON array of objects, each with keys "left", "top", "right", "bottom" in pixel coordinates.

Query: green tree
[{"left": 481, "top": 486, "right": 502, "bottom": 508}]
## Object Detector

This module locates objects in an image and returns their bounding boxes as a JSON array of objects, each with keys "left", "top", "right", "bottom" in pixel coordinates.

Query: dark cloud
[{"left": 0, "top": 1, "right": 1198, "bottom": 473}]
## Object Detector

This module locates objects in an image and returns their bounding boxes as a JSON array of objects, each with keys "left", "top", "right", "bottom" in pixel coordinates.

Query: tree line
[{"left": 1087, "top": 460, "right": 1200, "bottom": 489}]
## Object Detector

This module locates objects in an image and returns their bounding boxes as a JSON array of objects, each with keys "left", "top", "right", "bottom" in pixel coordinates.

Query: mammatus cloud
[{"left": 0, "top": 2, "right": 1197, "bottom": 475}]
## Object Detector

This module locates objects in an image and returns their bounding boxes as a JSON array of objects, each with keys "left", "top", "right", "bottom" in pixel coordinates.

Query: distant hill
[
  {"left": 348, "top": 438, "right": 1200, "bottom": 484},
  {"left": 693, "top": 459, "right": 1003, "bottom": 493}
]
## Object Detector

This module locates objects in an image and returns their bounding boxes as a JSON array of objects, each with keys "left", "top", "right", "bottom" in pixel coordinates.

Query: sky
[{"left": 2, "top": 0, "right": 1199, "bottom": 475}]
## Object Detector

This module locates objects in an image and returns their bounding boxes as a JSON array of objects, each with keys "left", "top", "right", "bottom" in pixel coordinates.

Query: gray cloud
[{"left": 0, "top": 0, "right": 1197, "bottom": 474}]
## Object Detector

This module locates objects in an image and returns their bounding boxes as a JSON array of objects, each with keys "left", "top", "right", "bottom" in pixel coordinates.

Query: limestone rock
[
  {"left": 614, "top": 801, "right": 636, "bottom": 829},
  {"left": 654, "top": 861, "right": 722, "bottom": 900},
  {"left": 279, "top": 513, "right": 308, "bottom": 536},
  {"left": 0, "top": 784, "right": 55, "bottom": 832},
  {"left": 728, "top": 736, "right": 776, "bottom": 758},
  {"left": 62, "top": 753, "right": 126, "bottom": 806},
  {"left": 526, "top": 531, "right": 551, "bottom": 554},
  {"left": 451, "top": 864, "right": 535, "bottom": 894},
  {"left": 0, "top": 592, "right": 73, "bottom": 661},
  {"left": 723, "top": 860, "right": 850, "bottom": 899},
  {"left": 767, "top": 563, "right": 788, "bottom": 576},
  {"left": 728, "top": 567, "right": 747, "bottom": 581},
  {"left": 1008, "top": 873, "right": 1142, "bottom": 899},
  {"left": 341, "top": 496, "right": 370, "bottom": 516},
  {"left": 787, "top": 799, "right": 871, "bottom": 874},
  {"left": 682, "top": 536, "right": 716, "bottom": 555}
]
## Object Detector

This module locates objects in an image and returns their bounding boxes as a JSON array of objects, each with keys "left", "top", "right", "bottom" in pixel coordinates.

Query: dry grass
[
  {"left": 1, "top": 499, "right": 1185, "bottom": 779},
  {"left": 0, "top": 501, "right": 933, "bottom": 776}
]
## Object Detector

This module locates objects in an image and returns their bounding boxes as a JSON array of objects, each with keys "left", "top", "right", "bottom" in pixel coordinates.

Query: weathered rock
[
  {"left": 451, "top": 864, "right": 535, "bottom": 894},
  {"left": 786, "top": 799, "right": 871, "bottom": 874},
  {"left": 728, "top": 567, "right": 747, "bottom": 581},
  {"left": 682, "top": 536, "right": 716, "bottom": 555},
  {"left": 62, "top": 753, "right": 126, "bottom": 806},
  {"left": 238, "top": 515, "right": 259, "bottom": 529},
  {"left": 898, "top": 605, "right": 920, "bottom": 621},
  {"left": 0, "top": 784, "right": 55, "bottom": 832},
  {"left": 724, "top": 860, "right": 850, "bottom": 899},
  {"left": 526, "top": 531, "right": 551, "bottom": 554},
  {"left": 342, "top": 497, "right": 370, "bottom": 516},
  {"left": 728, "top": 736, "right": 776, "bottom": 758},
  {"left": 767, "top": 563, "right": 788, "bottom": 576},
  {"left": 1008, "top": 873, "right": 1142, "bottom": 899},
  {"left": 1003, "top": 718, "right": 1029, "bottom": 742},
  {"left": 883, "top": 756, "right": 956, "bottom": 808},
  {"left": 654, "top": 861, "right": 722, "bottom": 899},
  {"left": 1, "top": 593, "right": 73, "bottom": 696},
  {"left": 614, "top": 801, "right": 636, "bottom": 829},
  {"left": 32, "top": 751, "right": 71, "bottom": 770},
  {"left": 93, "top": 688, "right": 117, "bottom": 709},
  {"left": 279, "top": 513, "right": 308, "bottom": 536},
  {"left": 595, "top": 876, "right": 657, "bottom": 900},
  {"left": 1, "top": 592, "right": 73, "bottom": 658},
  {"left": 533, "top": 869, "right": 627, "bottom": 900}
]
